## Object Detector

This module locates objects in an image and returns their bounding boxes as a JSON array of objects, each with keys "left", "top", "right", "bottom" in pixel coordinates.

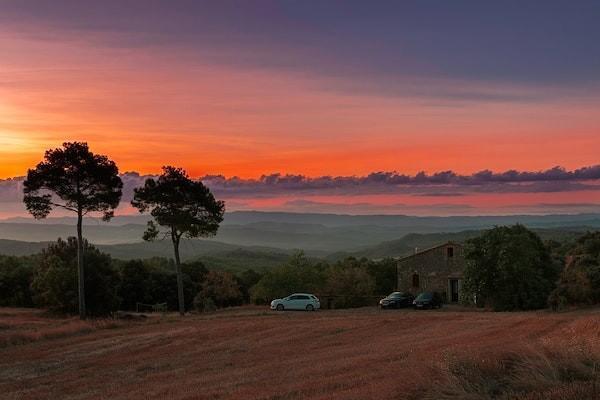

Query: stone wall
[{"left": 397, "top": 242, "right": 465, "bottom": 302}]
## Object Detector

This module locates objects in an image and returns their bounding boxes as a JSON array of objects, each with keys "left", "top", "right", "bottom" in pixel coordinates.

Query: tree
[
  {"left": 23, "top": 142, "right": 123, "bottom": 319},
  {"left": 325, "top": 263, "right": 375, "bottom": 308},
  {"left": 250, "top": 254, "right": 326, "bottom": 304},
  {"left": 131, "top": 166, "right": 225, "bottom": 315},
  {"left": 195, "top": 270, "right": 243, "bottom": 310},
  {"left": 116, "top": 258, "right": 197, "bottom": 311},
  {"left": 0, "top": 255, "right": 35, "bottom": 307},
  {"left": 549, "top": 231, "right": 600, "bottom": 308},
  {"left": 462, "top": 225, "right": 558, "bottom": 311},
  {"left": 32, "top": 238, "right": 120, "bottom": 315}
]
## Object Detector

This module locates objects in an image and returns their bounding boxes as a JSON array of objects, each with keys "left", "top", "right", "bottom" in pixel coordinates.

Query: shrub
[{"left": 193, "top": 295, "right": 217, "bottom": 313}]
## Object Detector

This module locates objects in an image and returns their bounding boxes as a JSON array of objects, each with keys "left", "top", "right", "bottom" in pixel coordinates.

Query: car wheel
[
  {"left": 276, "top": 304, "right": 284, "bottom": 311},
  {"left": 306, "top": 304, "right": 314, "bottom": 311}
]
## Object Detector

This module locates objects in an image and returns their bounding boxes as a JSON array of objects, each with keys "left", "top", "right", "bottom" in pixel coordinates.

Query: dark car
[
  {"left": 379, "top": 292, "right": 415, "bottom": 309},
  {"left": 413, "top": 292, "right": 444, "bottom": 309}
]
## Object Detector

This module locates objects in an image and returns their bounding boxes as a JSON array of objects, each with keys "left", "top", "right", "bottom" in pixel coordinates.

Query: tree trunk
[
  {"left": 77, "top": 210, "right": 86, "bottom": 319},
  {"left": 172, "top": 232, "right": 185, "bottom": 316}
]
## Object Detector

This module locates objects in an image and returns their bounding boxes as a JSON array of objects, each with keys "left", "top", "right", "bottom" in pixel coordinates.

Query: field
[{"left": 1, "top": 307, "right": 600, "bottom": 400}]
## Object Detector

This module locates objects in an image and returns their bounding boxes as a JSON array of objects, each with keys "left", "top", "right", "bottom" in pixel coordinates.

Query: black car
[
  {"left": 379, "top": 292, "right": 415, "bottom": 309},
  {"left": 413, "top": 292, "right": 444, "bottom": 309}
]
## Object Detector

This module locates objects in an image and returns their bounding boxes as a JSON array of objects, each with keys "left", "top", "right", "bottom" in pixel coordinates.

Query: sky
[{"left": 0, "top": 1, "right": 599, "bottom": 216}]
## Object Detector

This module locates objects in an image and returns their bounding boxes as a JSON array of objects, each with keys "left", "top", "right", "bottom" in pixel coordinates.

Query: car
[
  {"left": 413, "top": 292, "right": 444, "bottom": 309},
  {"left": 379, "top": 292, "right": 414, "bottom": 309},
  {"left": 270, "top": 293, "right": 320, "bottom": 311}
]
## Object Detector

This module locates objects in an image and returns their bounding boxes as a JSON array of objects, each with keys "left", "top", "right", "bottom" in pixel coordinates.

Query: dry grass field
[{"left": 1, "top": 306, "right": 599, "bottom": 400}]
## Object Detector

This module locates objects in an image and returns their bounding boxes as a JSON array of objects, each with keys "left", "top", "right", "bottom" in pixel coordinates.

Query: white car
[{"left": 270, "top": 293, "right": 320, "bottom": 311}]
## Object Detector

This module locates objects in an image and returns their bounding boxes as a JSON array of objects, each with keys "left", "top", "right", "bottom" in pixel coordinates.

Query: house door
[{"left": 449, "top": 279, "right": 459, "bottom": 302}]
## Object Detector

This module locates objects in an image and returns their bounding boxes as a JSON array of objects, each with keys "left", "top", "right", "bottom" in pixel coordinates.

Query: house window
[
  {"left": 412, "top": 273, "right": 420, "bottom": 288},
  {"left": 447, "top": 247, "right": 454, "bottom": 258}
]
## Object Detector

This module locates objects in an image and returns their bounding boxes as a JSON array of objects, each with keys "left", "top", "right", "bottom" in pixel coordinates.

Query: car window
[
  {"left": 288, "top": 295, "right": 299, "bottom": 300},
  {"left": 298, "top": 295, "right": 309, "bottom": 300},
  {"left": 416, "top": 293, "right": 433, "bottom": 300}
]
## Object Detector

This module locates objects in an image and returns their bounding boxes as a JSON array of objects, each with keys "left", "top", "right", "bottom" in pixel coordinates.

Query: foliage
[
  {"left": 181, "top": 260, "right": 209, "bottom": 293},
  {"left": 0, "top": 256, "right": 35, "bottom": 307},
  {"left": 250, "top": 253, "right": 327, "bottom": 304},
  {"left": 131, "top": 166, "right": 225, "bottom": 242},
  {"left": 23, "top": 142, "right": 123, "bottom": 221},
  {"left": 236, "top": 269, "right": 263, "bottom": 303},
  {"left": 194, "top": 296, "right": 217, "bottom": 313},
  {"left": 324, "top": 263, "right": 375, "bottom": 308},
  {"left": 32, "top": 238, "right": 120, "bottom": 315},
  {"left": 115, "top": 258, "right": 200, "bottom": 311},
  {"left": 549, "top": 231, "right": 600, "bottom": 308},
  {"left": 250, "top": 254, "right": 385, "bottom": 307},
  {"left": 196, "top": 270, "right": 243, "bottom": 308},
  {"left": 131, "top": 166, "right": 225, "bottom": 315},
  {"left": 462, "top": 224, "right": 558, "bottom": 311}
]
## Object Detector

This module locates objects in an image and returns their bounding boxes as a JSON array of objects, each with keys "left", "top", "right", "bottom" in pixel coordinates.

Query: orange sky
[
  {"left": 1, "top": 26, "right": 599, "bottom": 180},
  {"left": 0, "top": 3, "right": 599, "bottom": 216}
]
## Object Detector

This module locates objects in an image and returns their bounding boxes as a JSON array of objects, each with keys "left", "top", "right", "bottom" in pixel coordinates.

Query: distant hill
[
  {"left": 328, "top": 227, "right": 589, "bottom": 260},
  {"left": 0, "top": 238, "right": 292, "bottom": 273},
  {"left": 1, "top": 225, "right": 592, "bottom": 273},
  {"left": 1, "top": 211, "right": 599, "bottom": 254},
  {"left": 0, "top": 239, "right": 50, "bottom": 257}
]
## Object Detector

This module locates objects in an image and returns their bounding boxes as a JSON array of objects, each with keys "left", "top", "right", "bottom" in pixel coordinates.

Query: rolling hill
[{"left": 1, "top": 211, "right": 599, "bottom": 255}]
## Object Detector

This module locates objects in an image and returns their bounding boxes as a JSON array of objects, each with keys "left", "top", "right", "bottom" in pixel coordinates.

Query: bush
[
  {"left": 32, "top": 238, "right": 120, "bottom": 316},
  {"left": 0, "top": 256, "right": 35, "bottom": 307},
  {"left": 199, "top": 270, "right": 243, "bottom": 308},
  {"left": 193, "top": 295, "right": 217, "bottom": 313}
]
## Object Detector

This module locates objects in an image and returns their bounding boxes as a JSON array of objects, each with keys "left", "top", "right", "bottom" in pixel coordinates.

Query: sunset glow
[{"left": 1, "top": 1, "right": 599, "bottom": 215}]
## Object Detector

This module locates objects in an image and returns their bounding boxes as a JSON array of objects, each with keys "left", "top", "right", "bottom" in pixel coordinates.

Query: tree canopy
[
  {"left": 462, "top": 224, "right": 558, "bottom": 311},
  {"left": 23, "top": 142, "right": 123, "bottom": 221},
  {"left": 549, "top": 231, "right": 600, "bottom": 308}
]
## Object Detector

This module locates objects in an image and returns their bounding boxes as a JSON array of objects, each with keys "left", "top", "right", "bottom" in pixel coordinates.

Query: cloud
[
  {"left": 1, "top": 166, "right": 599, "bottom": 211},
  {"left": 198, "top": 165, "right": 600, "bottom": 198}
]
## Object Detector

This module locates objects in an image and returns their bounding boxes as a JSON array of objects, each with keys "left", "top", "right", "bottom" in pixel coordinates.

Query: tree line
[
  {"left": 1, "top": 225, "right": 598, "bottom": 314},
  {"left": 0, "top": 239, "right": 396, "bottom": 314}
]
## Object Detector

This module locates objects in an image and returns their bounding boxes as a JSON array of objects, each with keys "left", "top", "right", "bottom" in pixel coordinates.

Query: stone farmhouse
[{"left": 396, "top": 241, "right": 466, "bottom": 303}]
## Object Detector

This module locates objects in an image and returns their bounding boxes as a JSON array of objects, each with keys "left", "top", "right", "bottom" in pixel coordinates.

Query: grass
[
  {"left": 0, "top": 308, "right": 124, "bottom": 348},
  {"left": 0, "top": 306, "right": 599, "bottom": 399}
]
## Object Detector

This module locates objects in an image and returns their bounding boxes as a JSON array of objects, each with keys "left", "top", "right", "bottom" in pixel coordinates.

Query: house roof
[{"left": 396, "top": 241, "right": 463, "bottom": 262}]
